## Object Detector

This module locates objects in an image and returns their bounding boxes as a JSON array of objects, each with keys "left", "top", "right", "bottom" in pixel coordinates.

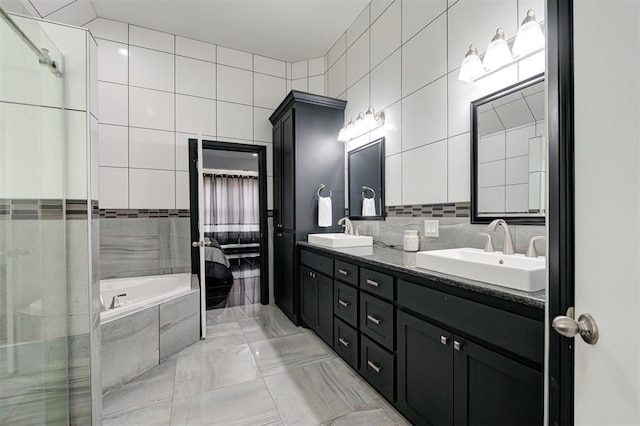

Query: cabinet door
[
  {"left": 299, "top": 266, "right": 317, "bottom": 328},
  {"left": 272, "top": 119, "right": 282, "bottom": 231},
  {"left": 280, "top": 109, "right": 295, "bottom": 231},
  {"left": 274, "top": 231, "right": 296, "bottom": 321},
  {"left": 315, "top": 273, "right": 333, "bottom": 345},
  {"left": 397, "top": 310, "right": 454, "bottom": 425},
  {"left": 453, "top": 338, "right": 543, "bottom": 426}
]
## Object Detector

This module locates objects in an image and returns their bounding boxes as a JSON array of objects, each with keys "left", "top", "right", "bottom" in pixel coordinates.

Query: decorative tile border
[
  {"left": 385, "top": 202, "right": 470, "bottom": 218},
  {"left": 99, "top": 209, "right": 190, "bottom": 219},
  {"left": 0, "top": 198, "right": 64, "bottom": 220},
  {"left": 66, "top": 199, "right": 88, "bottom": 220}
]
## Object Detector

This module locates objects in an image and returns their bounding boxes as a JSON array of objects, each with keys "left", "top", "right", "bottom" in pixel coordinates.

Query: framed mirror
[
  {"left": 471, "top": 73, "right": 546, "bottom": 225},
  {"left": 348, "top": 138, "right": 385, "bottom": 220}
]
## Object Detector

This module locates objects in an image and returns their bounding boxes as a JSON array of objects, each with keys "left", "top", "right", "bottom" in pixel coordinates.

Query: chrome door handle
[
  {"left": 338, "top": 337, "right": 350, "bottom": 347},
  {"left": 553, "top": 311, "right": 599, "bottom": 344},
  {"left": 440, "top": 336, "right": 449, "bottom": 345},
  {"left": 366, "top": 314, "right": 381, "bottom": 325},
  {"left": 367, "top": 360, "right": 381, "bottom": 373},
  {"left": 191, "top": 241, "right": 211, "bottom": 247},
  {"left": 338, "top": 300, "right": 349, "bottom": 308},
  {"left": 366, "top": 279, "right": 379, "bottom": 287},
  {"left": 453, "top": 340, "right": 463, "bottom": 351},
  {"left": 338, "top": 269, "right": 349, "bottom": 276}
]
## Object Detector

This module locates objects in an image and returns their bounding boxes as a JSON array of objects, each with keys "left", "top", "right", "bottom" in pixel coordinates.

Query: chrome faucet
[
  {"left": 526, "top": 236, "right": 546, "bottom": 257},
  {"left": 487, "top": 219, "right": 515, "bottom": 255},
  {"left": 109, "top": 293, "right": 127, "bottom": 309},
  {"left": 337, "top": 217, "right": 354, "bottom": 236}
]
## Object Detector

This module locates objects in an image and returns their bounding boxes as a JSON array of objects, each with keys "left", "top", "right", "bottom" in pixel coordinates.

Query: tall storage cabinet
[{"left": 269, "top": 91, "right": 347, "bottom": 324}]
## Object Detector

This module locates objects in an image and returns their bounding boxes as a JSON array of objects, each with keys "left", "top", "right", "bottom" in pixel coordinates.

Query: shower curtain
[{"left": 203, "top": 174, "right": 259, "bottom": 245}]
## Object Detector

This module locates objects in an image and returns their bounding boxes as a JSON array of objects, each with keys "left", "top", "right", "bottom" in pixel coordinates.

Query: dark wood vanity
[{"left": 298, "top": 242, "right": 544, "bottom": 425}]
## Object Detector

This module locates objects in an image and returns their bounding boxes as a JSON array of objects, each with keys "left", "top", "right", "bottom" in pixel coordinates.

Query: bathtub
[
  {"left": 100, "top": 273, "right": 200, "bottom": 393},
  {"left": 101, "top": 273, "right": 193, "bottom": 322}
]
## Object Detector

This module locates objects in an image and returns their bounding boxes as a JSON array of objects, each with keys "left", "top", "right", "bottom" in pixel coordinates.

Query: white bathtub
[{"left": 100, "top": 273, "right": 193, "bottom": 323}]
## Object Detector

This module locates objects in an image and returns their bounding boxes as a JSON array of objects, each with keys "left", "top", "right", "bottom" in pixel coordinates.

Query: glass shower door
[{"left": 0, "top": 6, "right": 69, "bottom": 424}]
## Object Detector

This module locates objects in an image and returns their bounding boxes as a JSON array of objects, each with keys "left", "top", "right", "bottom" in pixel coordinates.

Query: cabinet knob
[
  {"left": 277, "top": 233, "right": 282, "bottom": 237},
  {"left": 366, "top": 314, "right": 381, "bottom": 325},
  {"left": 440, "top": 336, "right": 449, "bottom": 345},
  {"left": 338, "top": 337, "right": 350, "bottom": 347},
  {"left": 367, "top": 360, "right": 382, "bottom": 373},
  {"left": 453, "top": 340, "right": 464, "bottom": 351},
  {"left": 277, "top": 224, "right": 283, "bottom": 229}
]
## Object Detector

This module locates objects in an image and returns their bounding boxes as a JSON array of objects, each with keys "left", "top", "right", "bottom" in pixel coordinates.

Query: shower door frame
[{"left": 188, "top": 139, "right": 270, "bottom": 306}]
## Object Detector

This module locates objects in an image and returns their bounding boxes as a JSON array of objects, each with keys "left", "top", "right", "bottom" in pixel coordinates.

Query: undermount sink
[
  {"left": 415, "top": 248, "right": 545, "bottom": 292},
  {"left": 308, "top": 233, "right": 373, "bottom": 248}
]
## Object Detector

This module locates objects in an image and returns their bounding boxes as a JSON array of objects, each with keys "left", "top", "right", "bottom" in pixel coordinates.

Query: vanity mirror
[
  {"left": 348, "top": 138, "right": 385, "bottom": 220},
  {"left": 471, "top": 73, "right": 546, "bottom": 225}
]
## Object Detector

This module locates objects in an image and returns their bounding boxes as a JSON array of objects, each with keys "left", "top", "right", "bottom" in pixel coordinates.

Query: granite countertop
[{"left": 298, "top": 241, "right": 546, "bottom": 309}]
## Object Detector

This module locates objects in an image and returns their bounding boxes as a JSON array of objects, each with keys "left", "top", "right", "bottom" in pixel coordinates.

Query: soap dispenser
[{"left": 403, "top": 230, "right": 420, "bottom": 252}]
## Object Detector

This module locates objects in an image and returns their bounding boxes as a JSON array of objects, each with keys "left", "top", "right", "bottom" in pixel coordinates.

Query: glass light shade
[
  {"left": 483, "top": 28, "right": 512, "bottom": 71},
  {"left": 363, "top": 107, "right": 376, "bottom": 130},
  {"left": 512, "top": 10, "right": 545, "bottom": 57},
  {"left": 354, "top": 113, "right": 366, "bottom": 135},
  {"left": 337, "top": 123, "right": 349, "bottom": 142},
  {"left": 458, "top": 45, "right": 485, "bottom": 82},
  {"left": 345, "top": 119, "right": 355, "bottom": 140}
]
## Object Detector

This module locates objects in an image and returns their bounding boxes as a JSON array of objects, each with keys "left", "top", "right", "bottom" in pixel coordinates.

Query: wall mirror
[
  {"left": 348, "top": 138, "right": 385, "bottom": 220},
  {"left": 471, "top": 73, "right": 546, "bottom": 225}
]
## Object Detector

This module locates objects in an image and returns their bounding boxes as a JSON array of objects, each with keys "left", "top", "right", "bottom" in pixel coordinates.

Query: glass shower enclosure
[{"left": 0, "top": 5, "right": 69, "bottom": 424}]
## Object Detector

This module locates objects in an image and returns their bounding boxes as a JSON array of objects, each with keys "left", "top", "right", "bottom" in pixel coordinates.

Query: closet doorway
[{"left": 189, "top": 140, "right": 269, "bottom": 311}]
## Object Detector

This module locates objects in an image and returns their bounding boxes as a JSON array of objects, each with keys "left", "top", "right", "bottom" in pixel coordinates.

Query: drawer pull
[
  {"left": 366, "top": 279, "right": 379, "bottom": 287},
  {"left": 367, "top": 314, "right": 381, "bottom": 325},
  {"left": 338, "top": 337, "right": 350, "bottom": 347},
  {"left": 440, "top": 336, "right": 449, "bottom": 345},
  {"left": 367, "top": 360, "right": 382, "bottom": 373},
  {"left": 454, "top": 340, "right": 464, "bottom": 351},
  {"left": 338, "top": 269, "right": 349, "bottom": 276},
  {"left": 338, "top": 299, "right": 350, "bottom": 308}
]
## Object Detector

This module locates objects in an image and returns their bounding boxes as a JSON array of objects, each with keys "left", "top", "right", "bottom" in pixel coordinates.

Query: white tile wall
[
  {"left": 370, "top": 0, "right": 400, "bottom": 69},
  {"left": 65, "top": 110, "right": 88, "bottom": 200},
  {"left": 346, "top": 31, "right": 369, "bottom": 88},
  {"left": 401, "top": 14, "right": 447, "bottom": 96},
  {"left": 447, "top": 133, "right": 470, "bottom": 202},
  {"left": 506, "top": 156, "right": 529, "bottom": 185},
  {"left": 506, "top": 184, "right": 528, "bottom": 212},
  {"left": 402, "top": 0, "right": 447, "bottom": 43},
  {"left": 347, "top": 6, "right": 370, "bottom": 48},
  {"left": 401, "top": 77, "right": 447, "bottom": 151},
  {"left": 370, "top": 50, "right": 401, "bottom": 111},
  {"left": 88, "top": 19, "right": 280, "bottom": 209},
  {"left": 175, "top": 56, "right": 216, "bottom": 99},
  {"left": 129, "top": 46, "right": 174, "bottom": 92},
  {"left": 402, "top": 140, "right": 447, "bottom": 205}
]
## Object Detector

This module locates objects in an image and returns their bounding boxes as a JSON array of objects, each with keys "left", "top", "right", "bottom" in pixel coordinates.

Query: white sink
[
  {"left": 308, "top": 233, "right": 373, "bottom": 248},
  {"left": 415, "top": 248, "right": 545, "bottom": 292}
]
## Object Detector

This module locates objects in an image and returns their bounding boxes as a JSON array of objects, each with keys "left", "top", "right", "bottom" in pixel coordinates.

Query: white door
[
  {"left": 193, "top": 136, "right": 208, "bottom": 339},
  {"left": 569, "top": 0, "right": 640, "bottom": 423}
]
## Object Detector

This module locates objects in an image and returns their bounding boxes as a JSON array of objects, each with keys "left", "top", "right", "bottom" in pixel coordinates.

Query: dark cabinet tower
[{"left": 270, "top": 91, "right": 346, "bottom": 324}]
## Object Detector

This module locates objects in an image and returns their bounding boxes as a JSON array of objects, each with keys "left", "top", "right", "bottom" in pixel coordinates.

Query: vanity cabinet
[
  {"left": 298, "top": 245, "right": 544, "bottom": 426},
  {"left": 300, "top": 264, "right": 333, "bottom": 346},
  {"left": 270, "top": 91, "right": 346, "bottom": 324},
  {"left": 397, "top": 311, "right": 543, "bottom": 425}
]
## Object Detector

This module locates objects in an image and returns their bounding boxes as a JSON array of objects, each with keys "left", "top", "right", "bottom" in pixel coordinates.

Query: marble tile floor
[{"left": 102, "top": 303, "right": 410, "bottom": 426}]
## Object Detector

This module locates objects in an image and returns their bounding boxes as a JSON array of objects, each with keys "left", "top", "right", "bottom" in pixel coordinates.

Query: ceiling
[{"left": 22, "top": 0, "right": 369, "bottom": 62}]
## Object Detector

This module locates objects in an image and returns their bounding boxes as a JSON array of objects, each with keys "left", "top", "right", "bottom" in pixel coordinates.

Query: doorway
[{"left": 188, "top": 140, "right": 269, "bottom": 310}]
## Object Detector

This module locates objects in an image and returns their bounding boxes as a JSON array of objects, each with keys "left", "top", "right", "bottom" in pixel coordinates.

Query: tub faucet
[
  {"left": 487, "top": 219, "right": 515, "bottom": 255},
  {"left": 109, "top": 293, "right": 127, "bottom": 309},
  {"left": 337, "top": 217, "right": 354, "bottom": 235}
]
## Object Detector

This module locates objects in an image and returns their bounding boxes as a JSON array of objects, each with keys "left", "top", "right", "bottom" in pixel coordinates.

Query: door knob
[{"left": 552, "top": 311, "right": 599, "bottom": 345}]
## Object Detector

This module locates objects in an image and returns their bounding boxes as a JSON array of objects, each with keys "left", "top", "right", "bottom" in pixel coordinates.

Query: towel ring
[
  {"left": 362, "top": 186, "right": 376, "bottom": 200},
  {"left": 317, "top": 184, "right": 332, "bottom": 198}
]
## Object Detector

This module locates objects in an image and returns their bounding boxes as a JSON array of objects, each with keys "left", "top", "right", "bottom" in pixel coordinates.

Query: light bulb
[
  {"left": 512, "top": 10, "right": 545, "bottom": 57},
  {"left": 354, "top": 113, "right": 366, "bottom": 135},
  {"left": 363, "top": 107, "right": 376, "bottom": 130},
  {"left": 337, "top": 123, "right": 349, "bottom": 142},
  {"left": 458, "top": 44, "right": 485, "bottom": 82},
  {"left": 483, "top": 28, "right": 512, "bottom": 71}
]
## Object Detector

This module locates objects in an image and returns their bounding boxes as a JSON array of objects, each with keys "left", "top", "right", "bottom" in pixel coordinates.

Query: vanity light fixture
[
  {"left": 458, "top": 45, "right": 484, "bottom": 83},
  {"left": 337, "top": 106, "right": 385, "bottom": 142},
  {"left": 512, "top": 9, "right": 545, "bottom": 57},
  {"left": 483, "top": 28, "right": 512, "bottom": 71}
]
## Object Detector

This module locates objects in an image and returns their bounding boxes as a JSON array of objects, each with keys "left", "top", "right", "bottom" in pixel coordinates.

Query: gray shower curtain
[{"left": 203, "top": 174, "right": 259, "bottom": 245}]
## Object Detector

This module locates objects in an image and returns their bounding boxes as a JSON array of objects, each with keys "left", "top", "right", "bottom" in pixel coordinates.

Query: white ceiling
[{"left": 23, "top": 0, "right": 370, "bottom": 62}]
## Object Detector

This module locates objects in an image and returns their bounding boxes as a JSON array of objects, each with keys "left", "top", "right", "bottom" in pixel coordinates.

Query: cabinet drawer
[
  {"left": 397, "top": 279, "right": 544, "bottom": 365},
  {"left": 359, "top": 268, "right": 394, "bottom": 301},
  {"left": 334, "top": 260, "right": 358, "bottom": 286},
  {"left": 334, "top": 281, "right": 358, "bottom": 327},
  {"left": 360, "top": 334, "right": 395, "bottom": 402},
  {"left": 360, "top": 293, "right": 394, "bottom": 351},
  {"left": 300, "top": 250, "right": 333, "bottom": 276},
  {"left": 334, "top": 317, "right": 359, "bottom": 370}
]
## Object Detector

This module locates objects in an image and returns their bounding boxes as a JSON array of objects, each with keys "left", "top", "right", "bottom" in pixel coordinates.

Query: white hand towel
[
  {"left": 362, "top": 198, "right": 376, "bottom": 216},
  {"left": 318, "top": 196, "right": 332, "bottom": 227}
]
